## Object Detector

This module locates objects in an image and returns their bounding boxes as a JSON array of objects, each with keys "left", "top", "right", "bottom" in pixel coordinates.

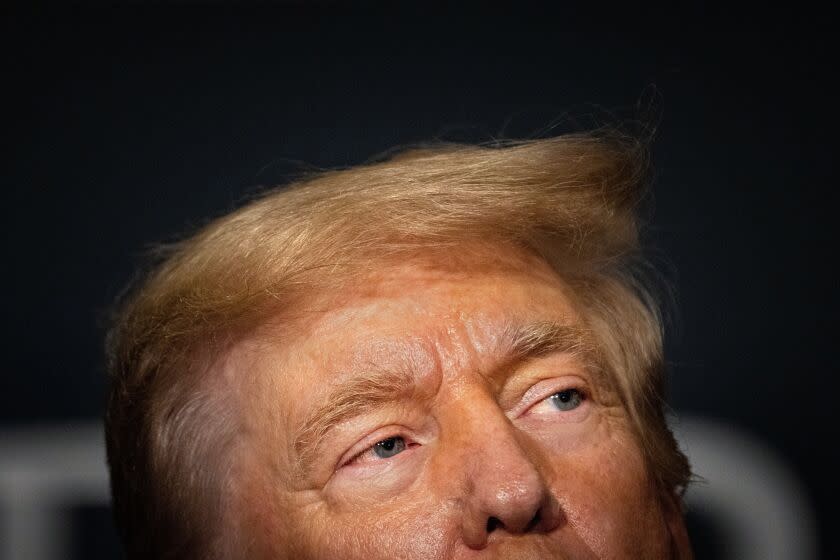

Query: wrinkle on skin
[{"left": 233, "top": 248, "right": 685, "bottom": 559}]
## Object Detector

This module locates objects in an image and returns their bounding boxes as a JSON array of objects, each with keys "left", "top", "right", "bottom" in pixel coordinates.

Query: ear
[{"left": 663, "top": 491, "right": 693, "bottom": 560}]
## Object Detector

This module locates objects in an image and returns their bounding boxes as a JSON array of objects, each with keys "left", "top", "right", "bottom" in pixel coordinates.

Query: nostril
[
  {"left": 525, "top": 511, "right": 541, "bottom": 532},
  {"left": 485, "top": 510, "right": 543, "bottom": 535}
]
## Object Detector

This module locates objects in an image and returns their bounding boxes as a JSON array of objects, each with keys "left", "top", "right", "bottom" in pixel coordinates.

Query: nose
[{"left": 453, "top": 401, "right": 565, "bottom": 549}]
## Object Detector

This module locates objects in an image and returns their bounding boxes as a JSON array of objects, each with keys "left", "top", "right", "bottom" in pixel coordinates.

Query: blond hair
[{"left": 105, "top": 131, "right": 691, "bottom": 558}]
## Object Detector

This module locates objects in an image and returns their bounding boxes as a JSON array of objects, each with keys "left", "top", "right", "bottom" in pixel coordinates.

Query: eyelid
[
  {"left": 327, "top": 406, "right": 434, "bottom": 478},
  {"left": 510, "top": 376, "right": 590, "bottom": 418},
  {"left": 337, "top": 427, "right": 416, "bottom": 470}
]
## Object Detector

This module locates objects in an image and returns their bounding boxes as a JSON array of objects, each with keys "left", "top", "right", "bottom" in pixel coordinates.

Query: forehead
[
  {"left": 276, "top": 250, "right": 583, "bottom": 366},
  {"left": 240, "top": 249, "right": 588, "bottom": 413}
]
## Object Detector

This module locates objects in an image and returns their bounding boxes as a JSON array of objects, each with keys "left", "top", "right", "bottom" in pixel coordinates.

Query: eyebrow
[
  {"left": 504, "top": 320, "right": 596, "bottom": 365},
  {"left": 293, "top": 366, "right": 420, "bottom": 477},
  {"left": 291, "top": 320, "right": 596, "bottom": 478}
]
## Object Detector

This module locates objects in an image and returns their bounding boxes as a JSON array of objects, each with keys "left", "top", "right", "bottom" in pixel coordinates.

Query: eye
[
  {"left": 523, "top": 385, "right": 589, "bottom": 419},
  {"left": 342, "top": 435, "right": 412, "bottom": 468},
  {"left": 372, "top": 436, "right": 406, "bottom": 459},
  {"left": 548, "top": 388, "right": 584, "bottom": 411}
]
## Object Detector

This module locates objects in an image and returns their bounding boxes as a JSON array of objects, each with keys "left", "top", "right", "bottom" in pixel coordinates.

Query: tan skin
[{"left": 231, "top": 249, "right": 691, "bottom": 559}]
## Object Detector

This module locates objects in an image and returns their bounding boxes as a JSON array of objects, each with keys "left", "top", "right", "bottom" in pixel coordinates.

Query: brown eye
[
  {"left": 549, "top": 389, "right": 584, "bottom": 411},
  {"left": 372, "top": 437, "right": 406, "bottom": 459}
]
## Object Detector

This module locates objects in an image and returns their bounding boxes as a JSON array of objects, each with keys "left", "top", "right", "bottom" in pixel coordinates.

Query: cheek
[
  {"left": 552, "top": 425, "right": 671, "bottom": 558},
  {"left": 292, "top": 496, "right": 457, "bottom": 560}
]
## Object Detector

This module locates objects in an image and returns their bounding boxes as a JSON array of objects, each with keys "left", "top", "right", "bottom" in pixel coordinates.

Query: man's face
[{"left": 233, "top": 249, "right": 688, "bottom": 559}]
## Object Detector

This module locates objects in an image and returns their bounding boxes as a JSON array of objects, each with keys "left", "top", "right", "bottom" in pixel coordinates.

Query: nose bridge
[
  {"left": 456, "top": 392, "right": 541, "bottom": 491},
  {"left": 440, "top": 387, "right": 562, "bottom": 549}
]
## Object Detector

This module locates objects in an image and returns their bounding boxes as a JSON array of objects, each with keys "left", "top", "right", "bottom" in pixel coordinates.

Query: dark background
[{"left": 3, "top": 5, "right": 837, "bottom": 559}]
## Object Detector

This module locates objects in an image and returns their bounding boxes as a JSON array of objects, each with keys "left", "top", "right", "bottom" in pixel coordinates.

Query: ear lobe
[{"left": 663, "top": 491, "right": 693, "bottom": 560}]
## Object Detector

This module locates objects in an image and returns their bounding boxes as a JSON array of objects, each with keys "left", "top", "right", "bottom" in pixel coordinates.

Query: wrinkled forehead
[
  {"left": 265, "top": 249, "right": 585, "bottom": 362},
  {"left": 238, "top": 248, "right": 602, "bottom": 403}
]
